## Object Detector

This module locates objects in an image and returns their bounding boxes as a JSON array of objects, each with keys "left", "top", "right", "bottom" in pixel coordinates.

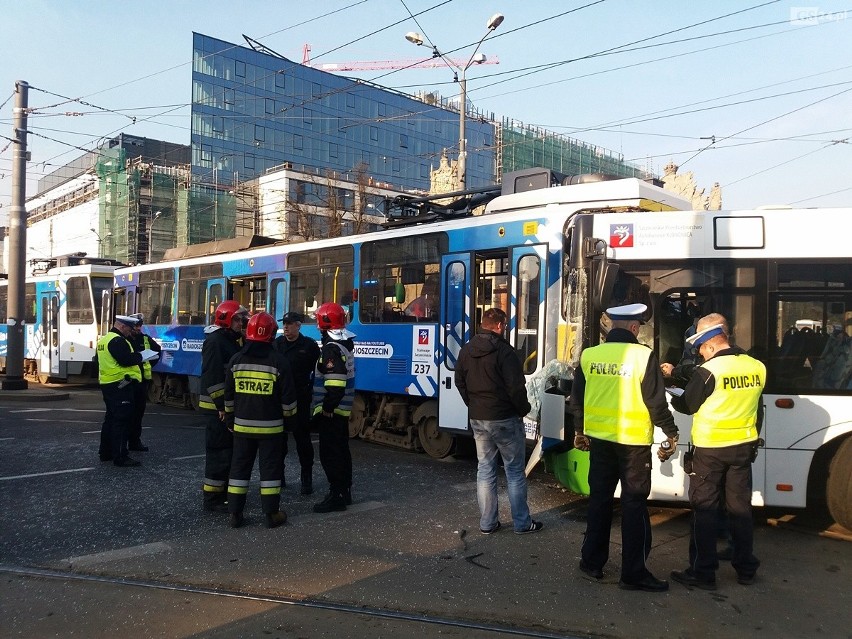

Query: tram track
[{"left": 1, "top": 564, "right": 587, "bottom": 639}]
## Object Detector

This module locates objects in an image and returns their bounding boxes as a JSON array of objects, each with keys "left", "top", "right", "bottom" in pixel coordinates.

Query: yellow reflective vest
[
  {"left": 140, "top": 335, "right": 154, "bottom": 381},
  {"left": 97, "top": 332, "right": 142, "bottom": 384},
  {"left": 692, "top": 354, "right": 765, "bottom": 447},
  {"left": 580, "top": 342, "right": 654, "bottom": 445}
]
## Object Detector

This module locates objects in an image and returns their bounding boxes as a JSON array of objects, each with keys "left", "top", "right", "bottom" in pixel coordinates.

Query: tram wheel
[
  {"left": 147, "top": 373, "right": 164, "bottom": 403},
  {"left": 349, "top": 393, "right": 367, "bottom": 438},
  {"left": 827, "top": 436, "right": 852, "bottom": 531},
  {"left": 418, "top": 416, "right": 455, "bottom": 459}
]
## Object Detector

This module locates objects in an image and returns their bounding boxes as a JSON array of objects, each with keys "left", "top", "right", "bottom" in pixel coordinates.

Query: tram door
[
  {"left": 38, "top": 292, "right": 60, "bottom": 379},
  {"left": 207, "top": 278, "right": 226, "bottom": 323},
  {"left": 266, "top": 272, "right": 289, "bottom": 326},
  {"left": 438, "top": 253, "right": 472, "bottom": 433}
]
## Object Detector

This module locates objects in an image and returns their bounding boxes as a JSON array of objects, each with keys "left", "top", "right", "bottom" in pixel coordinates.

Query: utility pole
[{"left": 2, "top": 81, "right": 29, "bottom": 390}]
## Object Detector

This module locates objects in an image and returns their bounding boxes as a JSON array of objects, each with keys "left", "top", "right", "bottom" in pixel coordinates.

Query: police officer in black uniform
[
  {"left": 224, "top": 312, "right": 297, "bottom": 529},
  {"left": 200, "top": 300, "right": 249, "bottom": 513},
  {"left": 273, "top": 311, "right": 321, "bottom": 495},
  {"left": 97, "top": 315, "right": 156, "bottom": 467},
  {"left": 126, "top": 313, "right": 161, "bottom": 452},
  {"left": 570, "top": 303, "right": 678, "bottom": 592}
]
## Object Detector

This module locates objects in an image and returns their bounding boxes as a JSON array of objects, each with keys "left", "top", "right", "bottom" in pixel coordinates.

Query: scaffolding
[
  {"left": 96, "top": 152, "right": 239, "bottom": 263},
  {"left": 496, "top": 118, "right": 651, "bottom": 181}
]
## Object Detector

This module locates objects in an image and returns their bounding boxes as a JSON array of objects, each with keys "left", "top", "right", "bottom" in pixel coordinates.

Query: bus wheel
[
  {"left": 827, "top": 436, "right": 852, "bottom": 531},
  {"left": 418, "top": 416, "right": 455, "bottom": 459},
  {"left": 349, "top": 393, "right": 368, "bottom": 438},
  {"left": 147, "top": 374, "right": 164, "bottom": 404}
]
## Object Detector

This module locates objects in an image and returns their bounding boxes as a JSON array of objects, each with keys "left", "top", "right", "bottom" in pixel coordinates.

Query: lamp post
[
  {"left": 90, "top": 228, "right": 112, "bottom": 258},
  {"left": 406, "top": 12, "right": 504, "bottom": 191},
  {"left": 148, "top": 211, "right": 162, "bottom": 263}
]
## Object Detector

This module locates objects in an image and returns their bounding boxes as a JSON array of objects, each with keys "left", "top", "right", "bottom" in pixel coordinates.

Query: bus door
[
  {"left": 510, "top": 244, "right": 547, "bottom": 440},
  {"left": 38, "top": 291, "right": 60, "bottom": 379},
  {"left": 267, "top": 272, "right": 289, "bottom": 328},
  {"left": 206, "top": 278, "right": 226, "bottom": 323},
  {"left": 438, "top": 253, "right": 472, "bottom": 433}
]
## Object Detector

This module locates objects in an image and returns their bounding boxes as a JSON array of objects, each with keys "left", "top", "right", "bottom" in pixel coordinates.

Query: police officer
[
  {"left": 126, "top": 313, "right": 161, "bottom": 452},
  {"left": 200, "top": 300, "right": 249, "bottom": 513},
  {"left": 97, "top": 315, "right": 156, "bottom": 467},
  {"left": 670, "top": 313, "right": 765, "bottom": 590},
  {"left": 273, "top": 311, "right": 321, "bottom": 495},
  {"left": 311, "top": 302, "right": 356, "bottom": 513},
  {"left": 224, "top": 312, "right": 297, "bottom": 529},
  {"left": 569, "top": 303, "right": 678, "bottom": 592}
]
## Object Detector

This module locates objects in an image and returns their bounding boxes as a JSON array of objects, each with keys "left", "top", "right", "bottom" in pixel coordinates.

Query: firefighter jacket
[
  {"left": 570, "top": 328, "right": 677, "bottom": 445},
  {"left": 97, "top": 330, "right": 143, "bottom": 385},
  {"left": 312, "top": 337, "right": 355, "bottom": 417},
  {"left": 671, "top": 346, "right": 765, "bottom": 448},
  {"left": 132, "top": 332, "right": 162, "bottom": 381},
  {"left": 223, "top": 342, "right": 298, "bottom": 437},
  {"left": 454, "top": 328, "right": 531, "bottom": 420},
  {"left": 199, "top": 326, "right": 243, "bottom": 412},
  {"left": 273, "top": 332, "right": 321, "bottom": 403}
]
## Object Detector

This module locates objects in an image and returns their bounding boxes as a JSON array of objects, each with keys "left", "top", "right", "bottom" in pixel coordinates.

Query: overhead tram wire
[
  {"left": 724, "top": 136, "right": 851, "bottom": 188},
  {"left": 789, "top": 185, "right": 852, "bottom": 205}
]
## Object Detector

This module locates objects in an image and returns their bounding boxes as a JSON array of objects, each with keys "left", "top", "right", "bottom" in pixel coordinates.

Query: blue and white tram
[
  {"left": 113, "top": 172, "right": 688, "bottom": 458},
  {"left": 0, "top": 257, "right": 118, "bottom": 382}
]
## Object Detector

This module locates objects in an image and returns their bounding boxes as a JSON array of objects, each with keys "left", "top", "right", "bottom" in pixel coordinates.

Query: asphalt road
[{"left": 1, "top": 386, "right": 850, "bottom": 639}]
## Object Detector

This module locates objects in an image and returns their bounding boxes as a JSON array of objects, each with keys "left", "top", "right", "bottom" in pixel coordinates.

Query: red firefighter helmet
[
  {"left": 214, "top": 300, "right": 248, "bottom": 328},
  {"left": 245, "top": 312, "right": 278, "bottom": 343},
  {"left": 316, "top": 302, "right": 347, "bottom": 331}
]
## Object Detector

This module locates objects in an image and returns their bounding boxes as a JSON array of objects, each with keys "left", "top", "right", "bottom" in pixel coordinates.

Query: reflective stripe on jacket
[
  {"left": 692, "top": 354, "right": 765, "bottom": 447},
  {"left": 312, "top": 341, "right": 355, "bottom": 417},
  {"left": 580, "top": 342, "right": 653, "bottom": 445},
  {"left": 224, "top": 351, "right": 297, "bottom": 437},
  {"left": 97, "top": 332, "right": 142, "bottom": 384}
]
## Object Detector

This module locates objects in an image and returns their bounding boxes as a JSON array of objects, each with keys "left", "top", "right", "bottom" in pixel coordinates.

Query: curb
[{"left": 0, "top": 390, "right": 71, "bottom": 402}]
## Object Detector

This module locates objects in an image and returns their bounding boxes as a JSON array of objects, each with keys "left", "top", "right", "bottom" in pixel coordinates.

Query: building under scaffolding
[{"left": 496, "top": 118, "right": 650, "bottom": 180}]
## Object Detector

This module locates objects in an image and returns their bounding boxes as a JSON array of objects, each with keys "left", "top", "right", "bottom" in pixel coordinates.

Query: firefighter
[
  {"left": 224, "top": 312, "right": 297, "bottom": 528},
  {"left": 273, "top": 311, "right": 321, "bottom": 495},
  {"left": 311, "top": 302, "right": 356, "bottom": 513},
  {"left": 200, "top": 300, "right": 249, "bottom": 513},
  {"left": 97, "top": 315, "right": 156, "bottom": 467},
  {"left": 126, "top": 313, "right": 161, "bottom": 452}
]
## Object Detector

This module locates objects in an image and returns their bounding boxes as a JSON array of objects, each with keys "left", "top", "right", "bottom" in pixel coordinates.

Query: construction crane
[{"left": 300, "top": 43, "right": 499, "bottom": 72}]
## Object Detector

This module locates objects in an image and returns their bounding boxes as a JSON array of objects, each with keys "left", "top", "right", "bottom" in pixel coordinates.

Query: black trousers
[
  {"left": 228, "top": 435, "right": 284, "bottom": 515},
  {"left": 127, "top": 379, "right": 148, "bottom": 446},
  {"left": 317, "top": 413, "right": 352, "bottom": 496},
  {"left": 99, "top": 381, "right": 137, "bottom": 462},
  {"left": 203, "top": 412, "right": 233, "bottom": 505},
  {"left": 581, "top": 438, "right": 653, "bottom": 583},
  {"left": 284, "top": 397, "right": 315, "bottom": 483},
  {"left": 688, "top": 442, "right": 760, "bottom": 580}
]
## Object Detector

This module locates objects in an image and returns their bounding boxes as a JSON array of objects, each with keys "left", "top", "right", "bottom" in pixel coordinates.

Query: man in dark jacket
[
  {"left": 455, "top": 307, "right": 542, "bottom": 535},
  {"left": 126, "top": 313, "right": 161, "bottom": 453},
  {"left": 273, "top": 311, "right": 321, "bottom": 494},
  {"left": 200, "top": 300, "right": 248, "bottom": 513}
]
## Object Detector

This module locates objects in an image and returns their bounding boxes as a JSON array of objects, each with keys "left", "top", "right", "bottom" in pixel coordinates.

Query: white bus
[{"left": 486, "top": 192, "right": 852, "bottom": 530}]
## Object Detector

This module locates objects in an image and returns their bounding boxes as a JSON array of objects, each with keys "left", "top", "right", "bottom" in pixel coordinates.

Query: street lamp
[
  {"left": 148, "top": 211, "right": 162, "bottom": 263},
  {"left": 90, "top": 228, "right": 112, "bottom": 258},
  {"left": 406, "top": 12, "right": 504, "bottom": 191}
]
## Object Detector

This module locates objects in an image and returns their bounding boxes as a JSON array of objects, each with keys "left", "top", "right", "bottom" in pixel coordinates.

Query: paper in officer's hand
[
  {"left": 665, "top": 386, "right": 684, "bottom": 397},
  {"left": 139, "top": 348, "right": 158, "bottom": 362}
]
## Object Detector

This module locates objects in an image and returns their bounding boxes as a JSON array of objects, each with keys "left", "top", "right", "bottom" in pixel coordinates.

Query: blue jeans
[{"left": 470, "top": 417, "right": 532, "bottom": 532}]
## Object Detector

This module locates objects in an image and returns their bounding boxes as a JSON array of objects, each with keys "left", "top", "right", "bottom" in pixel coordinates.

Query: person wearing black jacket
[
  {"left": 199, "top": 300, "right": 248, "bottom": 513},
  {"left": 570, "top": 303, "right": 678, "bottom": 592},
  {"left": 126, "top": 313, "right": 162, "bottom": 452},
  {"left": 273, "top": 312, "right": 321, "bottom": 494},
  {"left": 455, "top": 307, "right": 542, "bottom": 536}
]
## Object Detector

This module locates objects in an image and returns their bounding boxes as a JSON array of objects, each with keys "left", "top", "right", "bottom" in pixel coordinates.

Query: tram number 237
[{"left": 412, "top": 363, "right": 432, "bottom": 376}]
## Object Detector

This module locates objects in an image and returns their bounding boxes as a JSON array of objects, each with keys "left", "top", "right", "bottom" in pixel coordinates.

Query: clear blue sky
[{"left": 2, "top": 0, "right": 851, "bottom": 217}]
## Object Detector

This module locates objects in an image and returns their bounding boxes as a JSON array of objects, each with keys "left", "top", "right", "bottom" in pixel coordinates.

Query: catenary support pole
[{"left": 2, "top": 81, "right": 29, "bottom": 390}]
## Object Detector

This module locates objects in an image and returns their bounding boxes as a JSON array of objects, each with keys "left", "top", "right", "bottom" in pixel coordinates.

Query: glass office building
[{"left": 191, "top": 33, "right": 496, "bottom": 192}]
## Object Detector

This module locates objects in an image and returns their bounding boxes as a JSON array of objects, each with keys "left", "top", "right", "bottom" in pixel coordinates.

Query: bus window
[
  {"left": 92, "top": 277, "right": 114, "bottom": 320},
  {"left": 66, "top": 276, "right": 94, "bottom": 324},
  {"left": 515, "top": 254, "right": 541, "bottom": 374},
  {"left": 359, "top": 233, "right": 446, "bottom": 323},
  {"left": 139, "top": 269, "right": 175, "bottom": 325},
  {"left": 289, "top": 246, "right": 353, "bottom": 320},
  {"left": 178, "top": 264, "right": 223, "bottom": 325},
  {"left": 770, "top": 262, "right": 851, "bottom": 392},
  {"left": 231, "top": 276, "right": 266, "bottom": 314},
  {"left": 25, "top": 283, "right": 37, "bottom": 323}
]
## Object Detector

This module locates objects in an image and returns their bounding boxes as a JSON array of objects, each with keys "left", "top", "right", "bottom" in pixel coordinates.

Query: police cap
[
  {"left": 686, "top": 323, "right": 726, "bottom": 347},
  {"left": 604, "top": 303, "right": 647, "bottom": 323},
  {"left": 115, "top": 315, "right": 139, "bottom": 327}
]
